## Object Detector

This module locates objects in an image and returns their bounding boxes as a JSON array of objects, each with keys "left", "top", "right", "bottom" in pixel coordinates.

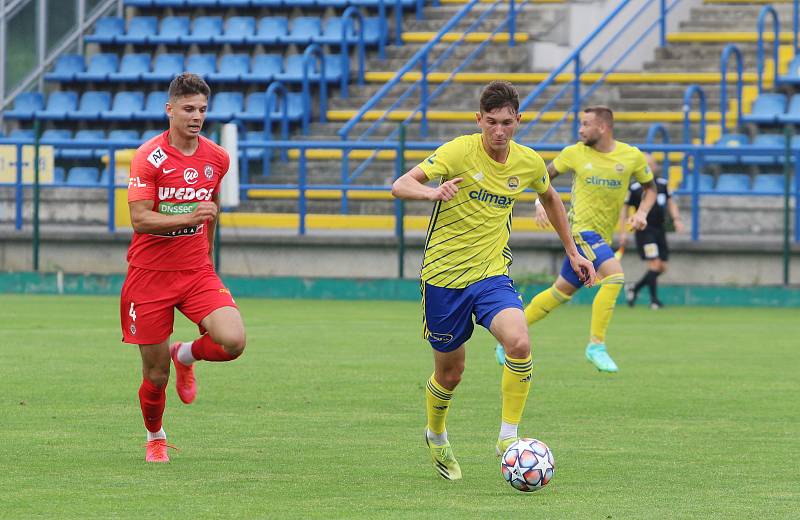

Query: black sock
[
  {"left": 634, "top": 270, "right": 655, "bottom": 294},
  {"left": 647, "top": 270, "right": 661, "bottom": 301}
]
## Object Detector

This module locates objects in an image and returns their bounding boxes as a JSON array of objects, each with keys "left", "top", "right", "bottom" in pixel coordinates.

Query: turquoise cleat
[
  {"left": 585, "top": 343, "right": 619, "bottom": 373},
  {"left": 495, "top": 344, "right": 506, "bottom": 366}
]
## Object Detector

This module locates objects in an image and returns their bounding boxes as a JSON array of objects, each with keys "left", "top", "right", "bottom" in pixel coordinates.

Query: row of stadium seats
[
  {"left": 50, "top": 166, "right": 110, "bottom": 186},
  {"left": 742, "top": 93, "right": 800, "bottom": 124},
  {"left": 86, "top": 16, "right": 382, "bottom": 46},
  {"left": 707, "top": 133, "right": 800, "bottom": 165},
  {"left": 123, "top": 0, "right": 413, "bottom": 7},
  {"left": 44, "top": 53, "right": 344, "bottom": 84},
  {"left": 4, "top": 90, "right": 304, "bottom": 122},
  {"left": 690, "top": 173, "right": 789, "bottom": 194}
]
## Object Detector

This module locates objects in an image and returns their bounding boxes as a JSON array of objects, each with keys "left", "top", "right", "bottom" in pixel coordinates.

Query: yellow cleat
[
  {"left": 425, "top": 435, "right": 462, "bottom": 480},
  {"left": 496, "top": 436, "right": 520, "bottom": 457}
]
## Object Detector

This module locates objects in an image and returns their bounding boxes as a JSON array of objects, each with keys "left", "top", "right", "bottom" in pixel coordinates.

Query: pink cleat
[
  {"left": 170, "top": 342, "right": 197, "bottom": 404},
  {"left": 145, "top": 439, "right": 176, "bottom": 463}
]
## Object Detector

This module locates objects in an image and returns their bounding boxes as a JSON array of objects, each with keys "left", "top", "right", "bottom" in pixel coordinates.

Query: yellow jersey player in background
[
  {"left": 496, "top": 106, "right": 656, "bottom": 373},
  {"left": 392, "top": 81, "right": 596, "bottom": 481}
]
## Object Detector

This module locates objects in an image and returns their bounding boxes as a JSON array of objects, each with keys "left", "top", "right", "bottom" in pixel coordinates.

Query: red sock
[
  {"left": 139, "top": 378, "right": 166, "bottom": 433},
  {"left": 191, "top": 333, "right": 238, "bottom": 362}
]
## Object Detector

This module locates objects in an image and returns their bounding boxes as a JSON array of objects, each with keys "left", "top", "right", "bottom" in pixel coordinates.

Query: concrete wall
[{"left": 2, "top": 227, "right": 798, "bottom": 286}]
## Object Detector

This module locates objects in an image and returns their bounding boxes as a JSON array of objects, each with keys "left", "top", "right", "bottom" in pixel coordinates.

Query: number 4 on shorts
[{"left": 129, "top": 302, "right": 137, "bottom": 321}]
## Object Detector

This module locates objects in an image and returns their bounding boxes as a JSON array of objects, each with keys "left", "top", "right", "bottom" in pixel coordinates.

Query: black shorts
[{"left": 635, "top": 227, "right": 669, "bottom": 261}]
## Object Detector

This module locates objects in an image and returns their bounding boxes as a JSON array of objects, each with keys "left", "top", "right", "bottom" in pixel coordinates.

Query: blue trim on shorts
[
  {"left": 559, "top": 231, "right": 616, "bottom": 288},
  {"left": 423, "top": 275, "right": 523, "bottom": 352}
]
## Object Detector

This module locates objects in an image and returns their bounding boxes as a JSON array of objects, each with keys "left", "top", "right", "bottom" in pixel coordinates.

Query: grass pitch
[{"left": 1, "top": 295, "right": 797, "bottom": 519}]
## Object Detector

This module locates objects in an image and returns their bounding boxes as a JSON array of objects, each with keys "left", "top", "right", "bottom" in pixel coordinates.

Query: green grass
[{"left": 1, "top": 295, "right": 797, "bottom": 519}]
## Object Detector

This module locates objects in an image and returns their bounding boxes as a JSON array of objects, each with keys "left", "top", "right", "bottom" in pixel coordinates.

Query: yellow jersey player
[
  {"left": 391, "top": 81, "right": 596, "bottom": 481},
  {"left": 497, "top": 106, "right": 656, "bottom": 373}
]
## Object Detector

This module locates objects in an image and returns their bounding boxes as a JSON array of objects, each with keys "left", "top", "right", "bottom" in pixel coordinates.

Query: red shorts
[{"left": 120, "top": 263, "right": 237, "bottom": 345}]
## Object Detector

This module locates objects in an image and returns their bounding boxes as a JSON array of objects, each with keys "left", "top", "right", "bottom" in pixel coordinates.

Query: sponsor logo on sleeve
[{"left": 147, "top": 147, "right": 168, "bottom": 168}]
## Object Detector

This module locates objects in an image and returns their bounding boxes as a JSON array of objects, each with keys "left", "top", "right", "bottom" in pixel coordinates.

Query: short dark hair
[
  {"left": 480, "top": 80, "right": 519, "bottom": 114},
  {"left": 584, "top": 106, "right": 614, "bottom": 128},
  {"left": 168, "top": 72, "right": 210, "bottom": 101}
]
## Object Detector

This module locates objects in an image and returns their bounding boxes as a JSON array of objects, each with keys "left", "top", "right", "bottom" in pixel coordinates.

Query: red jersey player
[{"left": 120, "top": 73, "right": 247, "bottom": 462}]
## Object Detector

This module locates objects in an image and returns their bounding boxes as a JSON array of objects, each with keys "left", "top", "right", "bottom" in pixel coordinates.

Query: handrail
[
  {"left": 645, "top": 123, "right": 671, "bottom": 182},
  {"left": 682, "top": 84, "right": 706, "bottom": 241},
  {"left": 301, "top": 44, "right": 327, "bottom": 136},
  {"left": 756, "top": 5, "right": 779, "bottom": 94},
  {"left": 528, "top": 0, "right": 682, "bottom": 143},
  {"left": 340, "top": 6, "right": 366, "bottom": 98},
  {"left": 263, "top": 81, "right": 290, "bottom": 178},
  {"left": 719, "top": 44, "right": 743, "bottom": 135},
  {"left": 338, "top": 0, "right": 480, "bottom": 139}
]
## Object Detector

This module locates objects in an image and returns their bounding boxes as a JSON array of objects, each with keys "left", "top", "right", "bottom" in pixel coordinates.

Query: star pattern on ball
[{"left": 530, "top": 451, "right": 553, "bottom": 481}]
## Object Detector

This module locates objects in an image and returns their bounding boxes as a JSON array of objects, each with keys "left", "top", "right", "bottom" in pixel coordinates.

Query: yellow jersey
[
  {"left": 417, "top": 133, "right": 550, "bottom": 288},
  {"left": 553, "top": 141, "right": 653, "bottom": 243}
]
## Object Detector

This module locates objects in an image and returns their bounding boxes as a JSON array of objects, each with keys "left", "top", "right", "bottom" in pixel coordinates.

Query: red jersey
[{"left": 126, "top": 131, "right": 229, "bottom": 271}]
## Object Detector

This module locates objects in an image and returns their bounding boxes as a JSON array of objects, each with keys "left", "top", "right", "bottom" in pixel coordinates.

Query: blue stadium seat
[
  {"left": 779, "top": 56, "right": 800, "bottom": 84},
  {"left": 137, "top": 91, "right": 169, "bottom": 120},
  {"left": 250, "top": 0, "right": 282, "bottom": 5},
  {"left": 183, "top": 16, "right": 223, "bottom": 45},
  {"left": 142, "top": 53, "right": 184, "bottom": 82},
  {"left": 242, "top": 54, "right": 282, "bottom": 83},
  {"left": 186, "top": 54, "right": 217, "bottom": 78},
  {"left": 741, "top": 93, "right": 786, "bottom": 124},
  {"left": 318, "top": 17, "right": 381, "bottom": 45},
  {"left": 68, "top": 91, "right": 111, "bottom": 120},
  {"left": 742, "top": 133, "right": 784, "bottom": 165},
  {"left": 185, "top": 0, "right": 219, "bottom": 5},
  {"left": 209, "top": 54, "right": 249, "bottom": 82},
  {"left": 4, "top": 92, "right": 44, "bottom": 120},
  {"left": 206, "top": 92, "right": 244, "bottom": 122},
  {"left": 53, "top": 166, "right": 66, "bottom": 184},
  {"left": 108, "top": 129, "right": 140, "bottom": 143},
  {"left": 62, "top": 130, "right": 106, "bottom": 160},
  {"left": 792, "top": 135, "right": 800, "bottom": 149},
  {"left": 41, "top": 129, "right": 73, "bottom": 155},
  {"left": 283, "top": 0, "right": 315, "bottom": 6},
  {"left": 704, "top": 133, "right": 747, "bottom": 165},
  {"left": 117, "top": 17, "right": 158, "bottom": 45},
  {"left": 278, "top": 54, "right": 341, "bottom": 83},
  {"left": 66, "top": 167, "right": 100, "bottom": 185},
  {"left": 282, "top": 17, "right": 322, "bottom": 44},
  {"left": 110, "top": 54, "right": 151, "bottom": 82},
  {"left": 141, "top": 129, "right": 164, "bottom": 142},
  {"left": 249, "top": 17, "right": 288, "bottom": 44},
  {"left": 236, "top": 91, "right": 304, "bottom": 122},
  {"left": 777, "top": 93, "right": 800, "bottom": 124},
  {"left": 237, "top": 130, "right": 266, "bottom": 161},
  {"left": 44, "top": 54, "right": 85, "bottom": 82},
  {"left": 315, "top": 0, "right": 349, "bottom": 6},
  {"left": 76, "top": 53, "right": 119, "bottom": 82},
  {"left": 751, "top": 174, "right": 785, "bottom": 194},
  {"left": 102, "top": 91, "right": 145, "bottom": 121},
  {"left": 85, "top": 17, "right": 125, "bottom": 44},
  {"left": 151, "top": 16, "right": 190, "bottom": 45},
  {"left": 219, "top": 0, "right": 250, "bottom": 6},
  {"left": 714, "top": 173, "right": 751, "bottom": 192},
  {"left": 323, "top": 54, "right": 344, "bottom": 82},
  {"left": 215, "top": 16, "right": 255, "bottom": 45},
  {"left": 154, "top": 0, "right": 186, "bottom": 6},
  {"left": 36, "top": 91, "right": 78, "bottom": 120},
  {"left": 9, "top": 128, "right": 35, "bottom": 140}
]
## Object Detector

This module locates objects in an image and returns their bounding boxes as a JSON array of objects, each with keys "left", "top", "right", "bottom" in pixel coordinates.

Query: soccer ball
[{"left": 500, "top": 438, "right": 555, "bottom": 492}]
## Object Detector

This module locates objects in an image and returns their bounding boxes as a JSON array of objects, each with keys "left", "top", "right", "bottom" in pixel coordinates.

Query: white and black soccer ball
[{"left": 500, "top": 438, "right": 555, "bottom": 492}]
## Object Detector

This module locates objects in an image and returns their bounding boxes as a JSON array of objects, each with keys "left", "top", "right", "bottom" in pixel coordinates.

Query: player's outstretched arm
[
  {"left": 539, "top": 185, "right": 596, "bottom": 287},
  {"left": 129, "top": 199, "right": 218, "bottom": 234},
  {"left": 391, "top": 166, "right": 462, "bottom": 202},
  {"left": 628, "top": 180, "right": 657, "bottom": 231}
]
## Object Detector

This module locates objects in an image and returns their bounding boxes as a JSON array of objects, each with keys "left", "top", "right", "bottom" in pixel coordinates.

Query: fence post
[
  {"left": 32, "top": 119, "right": 41, "bottom": 272},
  {"left": 395, "top": 125, "right": 407, "bottom": 279},
  {"left": 783, "top": 125, "right": 792, "bottom": 285}
]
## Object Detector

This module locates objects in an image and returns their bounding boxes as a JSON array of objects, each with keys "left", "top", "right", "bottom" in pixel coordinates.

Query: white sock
[
  {"left": 426, "top": 428, "right": 448, "bottom": 446},
  {"left": 177, "top": 342, "right": 196, "bottom": 365},
  {"left": 147, "top": 428, "right": 166, "bottom": 441},
  {"left": 499, "top": 421, "right": 518, "bottom": 441}
]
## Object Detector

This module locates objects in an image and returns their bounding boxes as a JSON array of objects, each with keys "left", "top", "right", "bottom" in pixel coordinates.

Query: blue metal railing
[
  {"left": 756, "top": 5, "right": 780, "bottom": 94},
  {"left": 517, "top": 0, "right": 681, "bottom": 143},
  {"left": 2, "top": 136, "right": 798, "bottom": 242},
  {"left": 719, "top": 44, "right": 744, "bottom": 134}
]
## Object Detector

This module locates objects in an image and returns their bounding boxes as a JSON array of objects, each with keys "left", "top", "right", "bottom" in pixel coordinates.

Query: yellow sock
[
  {"left": 425, "top": 375, "right": 453, "bottom": 435},
  {"left": 524, "top": 285, "right": 572, "bottom": 325},
  {"left": 590, "top": 273, "right": 625, "bottom": 342},
  {"left": 501, "top": 354, "right": 533, "bottom": 425}
]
